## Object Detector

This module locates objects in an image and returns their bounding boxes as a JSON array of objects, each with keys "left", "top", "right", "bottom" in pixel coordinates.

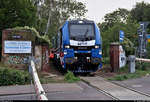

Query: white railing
[{"left": 30, "top": 60, "right": 48, "bottom": 100}]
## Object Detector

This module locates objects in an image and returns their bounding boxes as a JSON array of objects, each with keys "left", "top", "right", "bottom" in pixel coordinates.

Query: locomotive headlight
[
  {"left": 95, "top": 45, "right": 99, "bottom": 49},
  {"left": 74, "top": 57, "right": 78, "bottom": 59},
  {"left": 99, "top": 51, "right": 102, "bottom": 55},
  {"left": 65, "top": 45, "right": 70, "bottom": 49},
  {"left": 64, "top": 51, "right": 67, "bottom": 55},
  {"left": 86, "top": 57, "right": 90, "bottom": 60}
]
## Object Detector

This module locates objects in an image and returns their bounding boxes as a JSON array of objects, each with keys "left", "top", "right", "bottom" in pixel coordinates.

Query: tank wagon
[{"left": 51, "top": 19, "right": 102, "bottom": 73}]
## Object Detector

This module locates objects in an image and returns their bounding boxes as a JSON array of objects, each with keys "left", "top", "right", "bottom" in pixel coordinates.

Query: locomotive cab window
[{"left": 69, "top": 24, "right": 95, "bottom": 41}]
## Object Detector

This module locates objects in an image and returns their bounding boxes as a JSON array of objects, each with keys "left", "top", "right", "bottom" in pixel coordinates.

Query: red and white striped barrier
[
  {"left": 136, "top": 58, "right": 150, "bottom": 62},
  {"left": 31, "top": 60, "right": 48, "bottom": 100}
]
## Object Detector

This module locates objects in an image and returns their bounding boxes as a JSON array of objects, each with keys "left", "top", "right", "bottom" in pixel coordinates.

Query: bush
[
  {"left": 64, "top": 71, "right": 80, "bottom": 83},
  {"left": 0, "top": 68, "right": 30, "bottom": 86},
  {"left": 136, "top": 62, "right": 150, "bottom": 70},
  {"left": 121, "top": 37, "right": 135, "bottom": 56}
]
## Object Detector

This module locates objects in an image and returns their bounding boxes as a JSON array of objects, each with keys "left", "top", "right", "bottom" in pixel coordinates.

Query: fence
[{"left": 30, "top": 60, "right": 48, "bottom": 100}]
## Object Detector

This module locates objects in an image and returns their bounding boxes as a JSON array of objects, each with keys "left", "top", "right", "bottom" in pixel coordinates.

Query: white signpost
[{"left": 4, "top": 41, "right": 32, "bottom": 53}]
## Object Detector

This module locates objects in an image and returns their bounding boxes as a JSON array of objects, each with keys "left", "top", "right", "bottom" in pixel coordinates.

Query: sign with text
[{"left": 4, "top": 41, "right": 32, "bottom": 53}]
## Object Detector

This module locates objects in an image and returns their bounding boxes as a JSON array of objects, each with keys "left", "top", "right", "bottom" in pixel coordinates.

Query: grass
[
  {"left": 40, "top": 77, "right": 66, "bottom": 84},
  {"left": 38, "top": 72, "right": 66, "bottom": 84},
  {"left": 107, "top": 63, "right": 150, "bottom": 81},
  {"left": 64, "top": 71, "right": 80, "bottom": 83},
  {"left": 39, "top": 71, "right": 81, "bottom": 84}
]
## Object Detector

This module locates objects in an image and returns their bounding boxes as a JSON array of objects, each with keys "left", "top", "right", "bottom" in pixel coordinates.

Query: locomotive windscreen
[{"left": 69, "top": 24, "right": 95, "bottom": 41}]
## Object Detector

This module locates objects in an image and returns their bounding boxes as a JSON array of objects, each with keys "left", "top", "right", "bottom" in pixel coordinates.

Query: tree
[
  {"left": 0, "top": 0, "right": 37, "bottom": 30},
  {"left": 35, "top": 0, "right": 87, "bottom": 39},
  {"left": 100, "top": 8, "right": 129, "bottom": 31},
  {"left": 130, "top": 2, "right": 150, "bottom": 58},
  {"left": 98, "top": 8, "right": 138, "bottom": 57},
  {"left": 0, "top": 0, "right": 37, "bottom": 58},
  {"left": 130, "top": 1, "right": 150, "bottom": 22}
]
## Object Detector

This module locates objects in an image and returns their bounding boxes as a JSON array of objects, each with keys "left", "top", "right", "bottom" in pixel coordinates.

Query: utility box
[{"left": 110, "top": 43, "right": 120, "bottom": 72}]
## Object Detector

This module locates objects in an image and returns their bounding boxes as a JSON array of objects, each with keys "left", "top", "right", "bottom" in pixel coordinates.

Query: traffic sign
[{"left": 119, "top": 30, "right": 124, "bottom": 43}]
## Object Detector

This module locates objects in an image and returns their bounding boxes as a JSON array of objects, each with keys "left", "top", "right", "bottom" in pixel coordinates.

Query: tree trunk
[{"left": 45, "top": 9, "right": 51, "bottom": 35}]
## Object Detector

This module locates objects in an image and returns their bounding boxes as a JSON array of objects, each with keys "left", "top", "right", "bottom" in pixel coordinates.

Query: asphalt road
[
  {"left": 0, "top": 81, "right": 113, "bottom": 100},
  {"left": 1, "top": 76, "right": 150, "bottom": 100}
]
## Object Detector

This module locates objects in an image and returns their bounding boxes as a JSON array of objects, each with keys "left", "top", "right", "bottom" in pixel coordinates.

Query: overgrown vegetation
[
  {"left": 0, "top": 67, "right": 30, "bottom": 86},
  {"left": 64, "top": 71, "right": 80, "bottom": 83},
  {"left": 0, "top": 0, "right": 87, "bottom": 55},
  {"left": 99, "top": 2, "right": 150, "bottom": 58},
  {"left": 107, "top": 62, "right": 150, "bottom": 81},
  {"left": 12, "top": 26, "right": 51, "bottom": 46},
  {"left": 40, "top": 77, "right": 66, "bottom": 84}
]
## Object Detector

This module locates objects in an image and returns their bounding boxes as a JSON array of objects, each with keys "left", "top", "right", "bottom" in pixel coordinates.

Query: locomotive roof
[
  {"left": 68, "top": 19, "right": 94, "bottom": 24},
  {"left": 58, "top": 19, "right": 95, "bottom": 30}
]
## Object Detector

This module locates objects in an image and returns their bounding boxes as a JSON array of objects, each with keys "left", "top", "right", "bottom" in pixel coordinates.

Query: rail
[{"left": 30, "top": 60, "right": 48, "bottom": 100}]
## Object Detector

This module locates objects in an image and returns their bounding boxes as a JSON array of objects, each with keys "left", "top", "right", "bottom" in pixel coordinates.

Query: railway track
[{"left": 80, "top": 76, "right": 150, "bottom": 100}]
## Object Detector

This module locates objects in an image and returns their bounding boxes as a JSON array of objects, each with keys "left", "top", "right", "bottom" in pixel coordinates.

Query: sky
[{"left": 76, "top": 0, "right": 150, "bottom": 23}]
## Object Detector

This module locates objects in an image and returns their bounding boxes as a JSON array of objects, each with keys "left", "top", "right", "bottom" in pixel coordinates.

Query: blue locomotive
[{"left": 52, "top": 19, "right": 102, "bottom": 73}]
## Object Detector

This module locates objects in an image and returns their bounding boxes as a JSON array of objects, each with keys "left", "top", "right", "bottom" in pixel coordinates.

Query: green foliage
[
  {"left": 35, "top": 0, "right": 87, "bottom": 43},
  {"left": 108, "top": 65, "right": 150, "bottom": 81},
  {"left": 12, "top": 26, "right": 51, "bottom": 46},
  {"left": 0, "top": 0, "right": 37, "bottom": 57},
  {"left": 103, "top": 8, "right": 129, "bottom": 29},
  {"left": 100, "top": 21, "right": 138, "bottom": 57},
  {"left": 0, "top": 67, "right": 30, "bottom": 86},
  {"left": 99, "top": 7, "right": 139, "bottom": 57},
  {"left": 118, "top": 65, "right": 128, "bottom": 73},
  {"left": 121, "top": 37, "right": 135, "bottom": 55},
  {"left": 102, "top": 57, "right": 110, "bottom": 64},
  {"left": 0, "top": 0, "right": 37, "bottom": 30},
  {"left": 136, "top": 62, "right": 150, "bottom": 70},
  {"left": 40, "top": 77, "right": 66, "bottom": 84},
  {"left": 130, "top": 1, "right": 150, "bottom": 22},
  {"left": 64, "top": 71, "right": 80, "bottom": 83}
]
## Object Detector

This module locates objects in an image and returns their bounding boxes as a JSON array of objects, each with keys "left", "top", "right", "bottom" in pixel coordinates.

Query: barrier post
[
  {"left": 30, "top": 60, "right": 48, "bottom": 100},
  {"left": 128, "top": 55, "right": 136, "bottom": 73}
]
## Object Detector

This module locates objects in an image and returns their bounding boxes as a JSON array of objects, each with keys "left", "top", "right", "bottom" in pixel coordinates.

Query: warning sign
[
  {"left": 147, "top": 34, "right": 150, "bottom": 42},
  {"left": 148, "top": 39, "right": 150, "bottom": 42}
]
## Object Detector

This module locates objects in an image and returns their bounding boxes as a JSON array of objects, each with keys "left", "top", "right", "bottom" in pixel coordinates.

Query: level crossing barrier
[
  {"left": 30, "top": 60, "right": 48, "bottom": 100},
  {"left": 136, "top": 58, "right": 150, "bottom": 62},
  {"left": 128, "top": 55, "right": 150, "bottom": 73}
]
